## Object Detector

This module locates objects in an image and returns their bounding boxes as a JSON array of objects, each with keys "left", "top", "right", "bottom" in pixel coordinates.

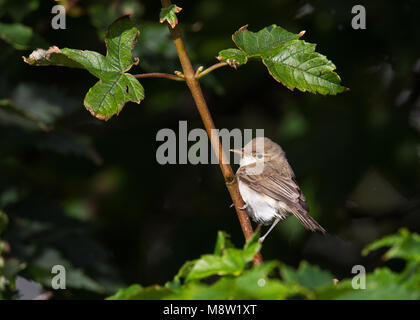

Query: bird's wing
[
  {"left": 237, "top": 161, "right": 325, "bottom": 233},
  {"left": 236, "top": 161, "right": 308, "bottom": 213}
]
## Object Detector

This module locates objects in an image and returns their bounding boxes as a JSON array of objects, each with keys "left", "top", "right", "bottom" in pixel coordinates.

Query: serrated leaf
[
  {"left": 217, "top": 49, "right": 247, "bottom": 69},
  {"left": 262, "top": 40, "right": 345, "bottom": 95},
  {"left": 159, "top": 4, "right": 182, "bottom": 29},
  {"left": 23, "top": 16, "right": 144, "bottom": 120},
  {"left": 83, "top": 73, "right": 143, "bottom": 120},
  {"left": 225, "top": 25, "right": 346, "bottom": 95},
  {"left": 233, "top": 24, "right": 301, "bottom": 56}
]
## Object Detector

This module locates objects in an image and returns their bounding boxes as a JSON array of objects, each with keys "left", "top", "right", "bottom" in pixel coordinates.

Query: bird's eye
[{"left": 256, "top": 153, "right": 263, "bottom": 159}]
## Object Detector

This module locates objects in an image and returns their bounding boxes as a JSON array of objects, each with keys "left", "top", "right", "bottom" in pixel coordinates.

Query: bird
[{"left": 230, "top": 137, "right": 326, "bottom": 242}]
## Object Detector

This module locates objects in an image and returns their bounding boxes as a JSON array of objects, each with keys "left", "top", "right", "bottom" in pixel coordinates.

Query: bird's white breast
[{"left": 238, "top": 180, "right": 288, "bottom": 225}]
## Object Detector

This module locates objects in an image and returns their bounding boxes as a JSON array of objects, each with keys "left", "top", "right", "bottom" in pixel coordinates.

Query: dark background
[{"left": 1, "top": 0, "right": 419, "bottom": 298}]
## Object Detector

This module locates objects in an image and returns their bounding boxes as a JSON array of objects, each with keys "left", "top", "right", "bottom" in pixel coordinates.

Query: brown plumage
[{"left": 232, "top": 137, "right": 325, "bottom": 240}]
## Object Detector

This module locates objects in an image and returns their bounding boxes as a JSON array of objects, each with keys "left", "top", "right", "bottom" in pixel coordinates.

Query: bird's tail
[{"left": 293, "top": 211, "right": 326, "bottom": 234}]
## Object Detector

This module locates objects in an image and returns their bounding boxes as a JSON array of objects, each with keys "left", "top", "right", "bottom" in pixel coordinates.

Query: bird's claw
[{"left": 230, "top": 203, "right": 248, "bottom": 210}]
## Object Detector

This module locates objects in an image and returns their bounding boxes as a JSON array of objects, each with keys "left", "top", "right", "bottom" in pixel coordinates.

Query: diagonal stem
[{"left": 160, "top": 0, "right": 262, "bottom": 265}]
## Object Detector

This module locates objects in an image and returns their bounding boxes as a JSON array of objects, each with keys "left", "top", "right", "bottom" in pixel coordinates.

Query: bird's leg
[{"left": 259, "top": 217, "right": 281, "bottom": 243}]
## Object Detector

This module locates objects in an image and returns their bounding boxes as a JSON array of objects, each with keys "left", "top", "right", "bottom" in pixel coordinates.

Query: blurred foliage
[
  {"left": 0, "top": 210, "right": 26, "bottom": 299},
  {"left": 108, "top": 229, "right": 420, "bottom": 300},
  {"left": 0, "top": 0, "right": 46, "bottom": 50},
  {"left": 0, "top": 0, "right": 419, "bottom": 300}
]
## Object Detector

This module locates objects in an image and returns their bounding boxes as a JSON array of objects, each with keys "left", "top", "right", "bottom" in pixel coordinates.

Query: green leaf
[
  {"left": 233, "top": 24, "right": 301, "bottom": 56},
  {"left": 213, "top": 230, "right": 234, "bottom": 255},
  {"left": 185, "top": 250, "right": 244, "bottom": 282},
  {"left": 22, "top": 46, "right": 84, "bottom": 68},
  {"left": 106, "top": 284, "right": 143, "bottom": 300},
  {"left": 169, "top": 259, "right": 197, "bottom": 288},
  {"left": 159, "top": 4, "right": 182, "bottom": 29},
  {"left": 217, "top": 49, "right": 247, "bottom": 69},
  {"left": 262, "top": 40, "right": 345, "bottom": 95},
  {"left": 212, "top": 261, "right": 307, "bottom": 300},
  {"left": 223, "top": 25, "right": 346, "bottom": 95},
  {"left": 107, "top": 284, "right": 172, "bottom": 300},
  {"left": 280, "top": 261, "right": 334, "bottom": 290},
  {"left": 166, "top": 282, "right": 229, "bottom": 300},
  {"left": 336, "top": 268, "right": 420, "bottom": 300},
  {"left": 0, "top": 22, "right": 46, "bottom": 50},
  {"left": 243, "top": 231, "right": 262, "bottom": 260},
  {"left": 185, "top": 233, "right": 261, "bottom": 282},
  {"left": 23, "top": 16, "right": 144, "bottom": 120},
  {"left": 362, "top": 228, "right": 420, "bottom": 262}
]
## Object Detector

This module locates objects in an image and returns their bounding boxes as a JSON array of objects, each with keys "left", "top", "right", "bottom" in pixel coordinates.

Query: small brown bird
[{"left": 230, "top": 137, "right": 326, "bottom": 242}]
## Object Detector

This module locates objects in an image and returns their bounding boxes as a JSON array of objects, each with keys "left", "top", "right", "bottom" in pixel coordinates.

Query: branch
[
  {"left": 196, "top": 62, "right": 228, "bottom": 79},
  {"left": 160, "top": 0, "right": 262, "bottom": 265},
  {"left": 133, "top": 72, "right": 185, "bottom": 81}
]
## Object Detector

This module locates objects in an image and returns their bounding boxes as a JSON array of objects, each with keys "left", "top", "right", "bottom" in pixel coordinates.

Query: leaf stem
[
  {"left": 160, "top": 0, "right": 262, "bottom": 265},
  {"left": 195, "top": 62, "right": 228, "bottom": 79},
  {"left": 133, "top": 72, "right": 185, "bottom": 81}
]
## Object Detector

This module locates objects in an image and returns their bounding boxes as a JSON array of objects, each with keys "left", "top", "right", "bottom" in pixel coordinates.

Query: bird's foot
[
  {"left": 258, "top": 236, "right": 266, "bottom": 243},
  {"left": 238, "top": 203, "right": 248, "bottom": 210}
]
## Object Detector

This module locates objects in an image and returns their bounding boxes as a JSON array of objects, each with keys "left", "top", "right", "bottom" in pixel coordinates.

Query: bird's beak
[{"left": 229, "top": 148, "right": 243, "bottom": 155}]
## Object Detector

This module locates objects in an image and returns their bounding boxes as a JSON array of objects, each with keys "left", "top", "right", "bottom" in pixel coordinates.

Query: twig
[
  {"left": 133, "top": 72, "right": 185, "bottom": 81},
  {"left": 196, "top": 62, "right": 228, "bottom": 79},
  {"left": 160, "top": 0, "right": 262, "bottom": 265}
]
